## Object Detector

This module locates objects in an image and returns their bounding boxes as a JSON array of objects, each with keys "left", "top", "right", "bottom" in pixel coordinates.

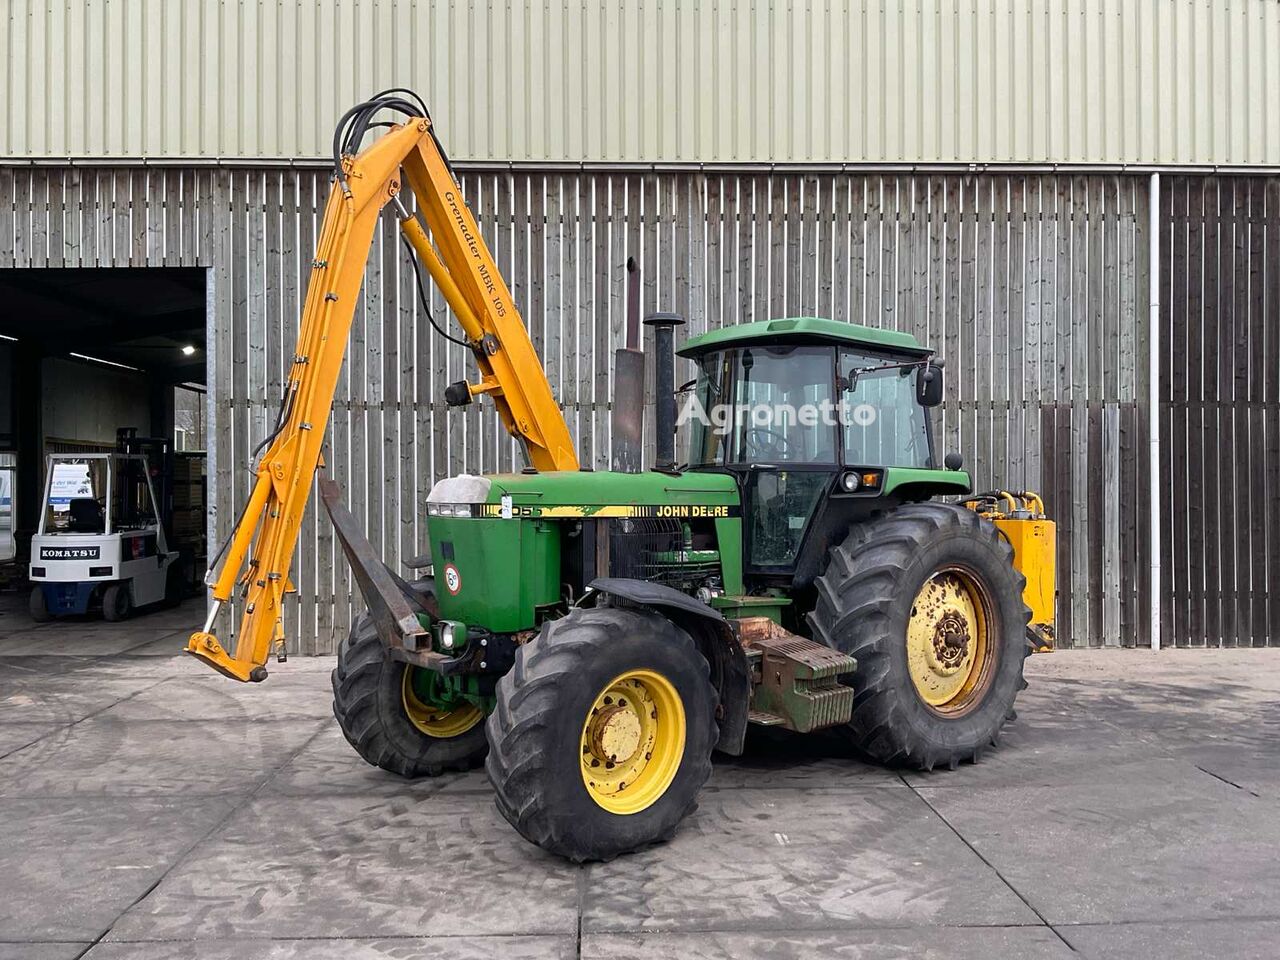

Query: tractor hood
[
  {"left": 422, "top": 470, "right": 742, "bottom": 633},
  {"left": 427, "top": 470, "right": 740, "bottom": 518}
]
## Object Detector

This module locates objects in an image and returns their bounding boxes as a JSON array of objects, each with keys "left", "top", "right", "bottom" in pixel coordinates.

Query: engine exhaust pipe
[
  {"left": 610, "top": 258, "right": 645, "bottom": 473},
  {"left": 644, "top": 311, "right": 685, "bottom": 472}
]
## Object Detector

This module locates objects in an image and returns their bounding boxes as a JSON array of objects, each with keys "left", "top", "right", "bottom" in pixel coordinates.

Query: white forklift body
[{"left": 29, "top": 452, "right": 179, "bottom": 620}]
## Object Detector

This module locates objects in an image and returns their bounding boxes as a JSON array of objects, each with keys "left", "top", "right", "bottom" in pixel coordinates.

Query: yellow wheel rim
[
  {"left": 579, "top": 669, "right": 686, "bottom": 815},
  {"left": 401, "top": 666, "right": 484, "bottom": 739},
  {"left": 906, "top": 566, "right": 996, "bottom": 715}
]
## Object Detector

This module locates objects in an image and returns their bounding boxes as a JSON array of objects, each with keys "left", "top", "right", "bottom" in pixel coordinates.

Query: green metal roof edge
[{"left": 678, "top": 317, "right": 927, "bottom": 356}]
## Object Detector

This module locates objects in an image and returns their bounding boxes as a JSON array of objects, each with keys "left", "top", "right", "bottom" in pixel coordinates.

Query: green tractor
[
  {"left": 191, "top": 95, "right": 1053, "bottom": 862},
  {"left": 329, "top": 314, "right": 1047, "bottom": 862}
]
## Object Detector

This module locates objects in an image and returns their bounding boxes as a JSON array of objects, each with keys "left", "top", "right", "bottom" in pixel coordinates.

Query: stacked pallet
[{"left": 171, "top": 455, "right": 207, "bottom": 552}]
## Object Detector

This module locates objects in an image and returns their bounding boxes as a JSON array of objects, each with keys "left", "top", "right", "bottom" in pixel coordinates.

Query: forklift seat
[{"left": 67, "top": 498, "right": 105, "bottom": 533}]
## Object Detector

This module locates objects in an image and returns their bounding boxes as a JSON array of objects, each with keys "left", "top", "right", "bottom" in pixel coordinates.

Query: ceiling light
[
  {"left": 69, "top": 352, "right": 141, "bottom": 372},
  {"left": 181, "top": 344, "right": 197, "bottom": 356},
  {"left": 0, "top": 333, "right": 17, "bottom": 342}
]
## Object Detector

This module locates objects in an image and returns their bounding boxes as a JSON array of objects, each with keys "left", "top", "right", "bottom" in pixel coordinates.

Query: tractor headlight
[
  {"left": 841, "top": 471, "right": 860, "bottom": 492},
  {"left": 439, "top": 622, "right": 457, "bottom": 650},
  {"left": 428, "top": 503, "right": 473, "bottom": 517}
]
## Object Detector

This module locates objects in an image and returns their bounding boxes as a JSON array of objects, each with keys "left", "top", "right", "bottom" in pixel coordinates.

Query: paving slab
[
  {"left": 114, "top": 636, "right": 194, "bottom": 657},
  {"left": 102, "top": 674, "right": 337, "bottom": 722},
  {"left": 901, "top": 704, "right": 1182, "bottom": 791},
  {"left": 582, "top": 787, "right": 1040, "bottom": 933},
  {"left": 0, "top": 796, "right": 238, "bottom": 941},
  {"left": 1176, "top": 742, "right": 1280, "bottom": 799},
  {"left": 918, "top": 769, "right": 1280, "bottom": 925},
  {"left": 85, "top": 936, "right": 575, "bottom": 959},
  {"left": 0, "top": 944, "right": 91, "bottom": 960},
  {"left": 264, "top": 723, "right": 462, "bottom": 799},
  {"left": 0, "top": 652, "right": 188, "bottom": 681},
  {"left": 0, "top": 720, "right": 60, "bottom": 757},
  {"left": 104, "top": 795, "right": 581, "bottom": 942},
  {"left": 0, "top": 674, "right": 168, "bottom": 725},
  {"left": 704, "top": 727, "right": 901, "bottom": 791},
  {"left": 0, "top": 716, "right": 327, "bottom": 798},
  {"left": 582, "top": 926, "right": 1075, "bottom": 959},
  {"left": 1060, "top": 918, "right": 1280, "bottom": 960},
  {"left": 0, "top": 626, "right": 189, "bottom": 657}
]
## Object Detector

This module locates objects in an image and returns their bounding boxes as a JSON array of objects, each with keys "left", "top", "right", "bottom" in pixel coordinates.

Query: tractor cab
[{"left": 679, "top": 317, "right": 960, "bottom": 587}]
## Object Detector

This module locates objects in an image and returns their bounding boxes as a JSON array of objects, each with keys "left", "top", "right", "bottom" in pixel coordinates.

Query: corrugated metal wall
[
  {"left": 3, "top": 0, "right": 1280, "bottom": 166},
  {"left": 0, "top": 165, "right": 1183, "bottom": 650}
]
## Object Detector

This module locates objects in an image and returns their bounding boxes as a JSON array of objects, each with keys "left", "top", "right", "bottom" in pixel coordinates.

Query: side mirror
[{"left": 917, "top": 358, "right": 944, "bottom": 407}]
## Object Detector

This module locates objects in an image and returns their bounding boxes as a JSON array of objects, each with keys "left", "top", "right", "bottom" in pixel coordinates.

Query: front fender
[{"left": 586, "top": 577, "right": 750, "bottom": 756}]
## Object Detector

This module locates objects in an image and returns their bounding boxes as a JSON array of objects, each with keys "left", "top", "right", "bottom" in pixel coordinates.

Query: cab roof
[{"left": 677, "top": 316, "right": 929, "bottom": 358}]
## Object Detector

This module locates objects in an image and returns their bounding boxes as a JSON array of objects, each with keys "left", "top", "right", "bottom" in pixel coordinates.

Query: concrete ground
[{"left": 0, "top": 591, "right": 1278, "bottom": 959}]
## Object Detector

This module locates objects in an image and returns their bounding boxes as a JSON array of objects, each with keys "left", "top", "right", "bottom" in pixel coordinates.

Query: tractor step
[{"left": 736, "top": 618, "right": 857, "bottom": 734}]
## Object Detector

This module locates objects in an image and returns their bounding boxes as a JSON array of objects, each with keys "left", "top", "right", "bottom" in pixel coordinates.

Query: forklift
[
  {"left": 187, "top": 90, "right": 1056, "bottom": 861},
  {"left": 29, "top": 429, "right": 181, "bottom": 621}
]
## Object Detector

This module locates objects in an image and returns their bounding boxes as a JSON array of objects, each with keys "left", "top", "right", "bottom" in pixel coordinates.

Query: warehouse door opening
[{"left": 0, "top": 268, "right": 208, "bottom": 591}]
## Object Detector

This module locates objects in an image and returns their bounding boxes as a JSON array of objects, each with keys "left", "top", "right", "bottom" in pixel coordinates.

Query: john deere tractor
[{"left": 188, "top": 91, "right": 1056, "bottom": 862}]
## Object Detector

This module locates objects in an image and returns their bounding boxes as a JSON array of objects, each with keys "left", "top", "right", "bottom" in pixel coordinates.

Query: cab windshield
[{"left": 685, "top": 346, "right": 837, "bottom": 467}]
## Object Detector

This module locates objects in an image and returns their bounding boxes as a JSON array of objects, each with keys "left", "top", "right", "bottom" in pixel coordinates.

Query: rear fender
[{"left": 586, "top": 577, "right": 750, "bottom": 756}]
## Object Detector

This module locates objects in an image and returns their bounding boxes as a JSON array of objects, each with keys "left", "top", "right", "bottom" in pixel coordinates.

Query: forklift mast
[
  {"left": 188, "top": 94, "right": 578, "bottom": 682},
  {"left": 115, "top": 427, "right": 172, "bottom": 540}
]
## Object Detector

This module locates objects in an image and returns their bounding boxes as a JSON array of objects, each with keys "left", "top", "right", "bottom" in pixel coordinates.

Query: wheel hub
[
  {"left": 590, "top": 704, "right": 643, "bottom": 763},
  {"left": 931, "top": 610, "right": 971, "bottom": 671},
  {"left": 580, "top": 671, "right": 686, "bottom": 815},
  {"left": 906, "top": 568, "right": 993, "bottom": 712}
]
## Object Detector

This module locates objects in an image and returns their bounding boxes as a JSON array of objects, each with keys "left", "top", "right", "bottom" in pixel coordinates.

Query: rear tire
[
  {"left": 486, "top": 606, "right": 717, "bottom": 862},
  {"left": 808, "top": 502, "right": 1031, "bottom": 771},
  {"left": 28, "top": 587, "right": 52, "bottom": 622},
  {"left": 102, "top": 583, "right": 132, "bottom": 622},
  {"left": 330, "top": 580, "right": 488, "bottom": 779}
]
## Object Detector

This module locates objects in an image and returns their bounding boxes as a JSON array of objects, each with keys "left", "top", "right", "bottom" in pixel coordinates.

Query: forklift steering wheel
[{"left": 743, "top": 427, "right": 792, "bottom": 460}]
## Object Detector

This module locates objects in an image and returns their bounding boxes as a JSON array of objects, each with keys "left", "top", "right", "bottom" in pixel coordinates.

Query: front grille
[
  {"left": 607, "top": 518, "right": 700, "bottom": 587},
  {"left": 608, "top": 518, "right": 682, "bottom": 581}
]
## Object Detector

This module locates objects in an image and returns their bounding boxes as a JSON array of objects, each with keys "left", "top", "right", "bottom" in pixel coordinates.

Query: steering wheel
[{"left": 743, "top": 427, "right": 792, "bottom": 460}]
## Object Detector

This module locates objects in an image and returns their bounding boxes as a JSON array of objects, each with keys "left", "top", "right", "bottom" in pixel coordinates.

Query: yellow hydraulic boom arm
[{"left": 187, "top": 101, "right": 578, "bottom": 682}]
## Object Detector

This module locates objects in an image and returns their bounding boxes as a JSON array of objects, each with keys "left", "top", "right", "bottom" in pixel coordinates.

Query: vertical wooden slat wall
[
  {"left": 1160, "top": 176, "right": 1280, "bottom": 648},
  {"left": 4, "top": 166, "right": 1276, "bottom": 651}
]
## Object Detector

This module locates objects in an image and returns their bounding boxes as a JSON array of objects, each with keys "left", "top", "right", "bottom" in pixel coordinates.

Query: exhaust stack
[
  {"left": 644, "top": 312, "right": 685, "bottom": 472},
  {"left": 610, "top": 258, "right": 645, "bottom": 473}
]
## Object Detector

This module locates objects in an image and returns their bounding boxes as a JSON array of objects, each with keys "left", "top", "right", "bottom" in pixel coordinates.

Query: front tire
[
  {"left": 486, "top": 606, "right": 717, "bottom": 862},
  {"left": 808, "top": 502, "right": 1031, "bottom": 771},
  {"left": 102, "top": 583, "right": 132, "bottom": 621},
  {"left": 29, "top": 587, "right": 52, "bottom": 622},
  {"left": 331, "top": 581, "right": 488, "bottom": 778}
]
